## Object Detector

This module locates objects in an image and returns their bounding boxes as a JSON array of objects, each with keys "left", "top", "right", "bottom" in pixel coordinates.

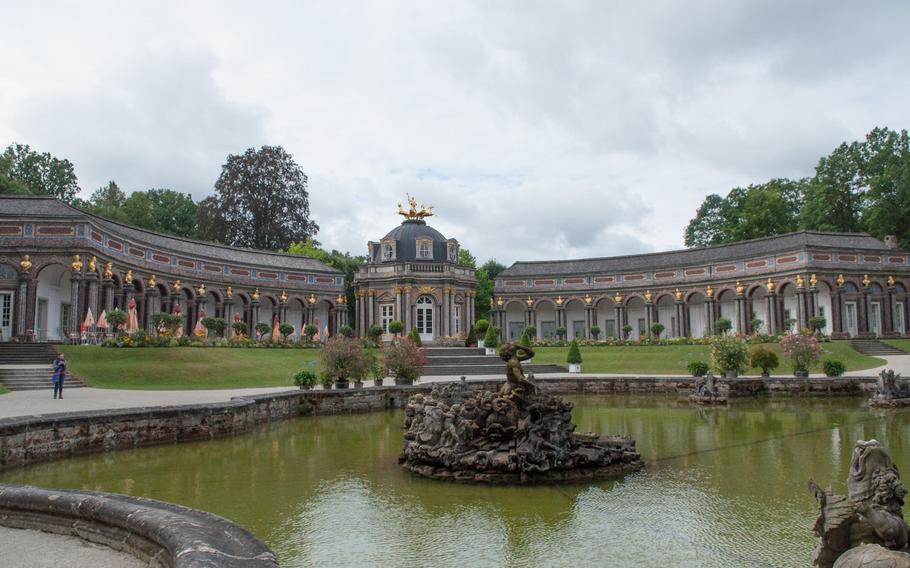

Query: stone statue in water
[
  {"left": 808, "top": 439, "right": 910, "bottom": 567},
  {"left": 399, "top": 342, "right": 643, "bottom": 483}
]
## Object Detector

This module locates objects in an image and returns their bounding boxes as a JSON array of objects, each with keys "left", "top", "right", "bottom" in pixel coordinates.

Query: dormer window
[
  {"left": 416, "top": 238, "right": 433, "bottom": 260},
  {"left": 448, "top": 244, "right": 457, "bottom": 262},
  {"left": 380, "top": 239, "right": 396, "bottom": 261}
]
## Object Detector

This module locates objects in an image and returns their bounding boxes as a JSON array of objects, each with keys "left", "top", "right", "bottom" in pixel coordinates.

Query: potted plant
[
  {"left": 107, "top": 308, "right": 127, "bottom": 332},
  {"left": 710, "top": 334, "right": 747, "bottom": 379},
  {"left": 556, "top": 327, "right": 567, "bottom": 341},
  {"left": 785, "top": 318, "right": 798, "bottom": 332},
  {"left": 808, "top": 316, "right": 827, "bottom": 335},
  {"left": 474, "top": 319, "right": 490, "bottom": 348},
  {"left": 650, "top": 322, "right": 665, "bottom": 339},
  {"left": 687, "top": 360, "right": 709, "bottom": 377},
  {"left": 714, "top": 318, "right": 732, "bottom": 335},
  {"left": 822, "top": 358, "right": 846, "bottom": 377},
  {"left": 279, "top": 323, "right": 294, "bottom": 342},
  {"left": 368, "top": 324, "right": 384, "bottom": 346},
  {"left": 590, "top": 325, "right": 601, "bottom": 340},
  {"left": 408, "top": 326, "right": 423, "bottom": 347},
  {"left": 483, "top": 325, "right": 499, "bottom": 355},
  {"left": 749, "top": 318, "right": 763, "bottom": 334},
  {"left": 465, "top": 326, "right": 477, "bottom": 347},
  {"left": 388, "top": 319, "right": 404, "bottom": 337},
  {"left": 779, "top": 332, "right": 821, "bottom": 378},
  {"left": 383, "top": 337, "right": 426, "bottom": 385},
  {"left": 255, "top": 322, "right": 271, "bottom": 341},
  {"left": 293, "top": 369, "right": 318, "bottom": 390},
  {"left": 749, "top": 346, "right": 779, "bottom": 377},
  {"left": 202, "top": 316, "right": 227, "bottom": 338},
  {"left": 369, "top": 350, "right": 386, "bottom": 386},
  {"left": 621, "top": 324, "right": 632, "bottom": 341},
  {"left": 321, "top": 336, "right": 370, "bottom": 389},
  {"left": 339, "top": 325, "right": 354, "bottom": 337},
  {"left": 303, "top": 324, "right": 319, "bottom": 342},
  {"left": 231, "top": 320, "right": 247, "bottom": 337},
  {"left": 567, "top": 339, "right": 582, "bottom": 373}
]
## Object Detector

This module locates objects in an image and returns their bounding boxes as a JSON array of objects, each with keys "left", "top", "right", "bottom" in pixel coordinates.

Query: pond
[{"left": 2, "top": 395, "right": 908, "bottom": 567}]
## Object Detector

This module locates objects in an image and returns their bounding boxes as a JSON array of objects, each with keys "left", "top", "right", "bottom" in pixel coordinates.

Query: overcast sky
[{"left": 2, "top": 1, "right": 909, "bottom": 265}]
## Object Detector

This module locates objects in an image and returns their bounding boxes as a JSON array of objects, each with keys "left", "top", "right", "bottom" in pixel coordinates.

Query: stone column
[
  {"left": 84, "top": 273, "right": 99, "bottom": 333},
  {"left": 102, "top": 278, "right": 114, "bottom": 313},
  {"left": 832, "top": 287, "right": 843, "bottom": 336},
  {"left": 442, "top": 287, "right": 450, "bottom": 337},
  {"left": 251, "top": 299, "right": 260, "bottom": 333},
  {"left": 70, "top": 274, "right": 83, "bottom": 339},
  {"left": 675, "top": 299, "right": 685, "bottom": 337},
  {"left": 279, "top": 302, "right": 288, "bottom": 324},
  {"left": 585, "top": 306, "right": 594, "bottom": 339},
  {"left": 146, "top": 288, "right": 159, "bottom": 333},
  {"left": 795, "top": 288, "right": 807, "bottom": 331},
  {"left": 765, "top": 293, "right": 777, "bottom": 335},
  {"left": 705, "top": 298, "right": 715, "bottom": 335},
  {"left": 367, "top": 290, "right": 375, "bottom": 330},
  {"left": 859, "top": 289, "right": 869, "bottom": 335},
  {"left": 645, "top": 302, "right": 653, "bottom": 337},
  {"left": 810, "top": 285, "right": 819, "bottom": 318},
  {"left": 223, "top": 298, "right": 233, "bottom": 326},
  {"left": 17, "top": 276, "right": 30, "bottom": 339},
  {"left": 735, "top": 296, "right": 746, "bottom": 334},
  {"left": 395, "top": 287, "right": 403, "bottom": 325},
  {"left": 403, "top": 287, "right": 412, "bottom": 332},
  {"left": 614, "top": 304, "right": 624, "bottom": 339}
]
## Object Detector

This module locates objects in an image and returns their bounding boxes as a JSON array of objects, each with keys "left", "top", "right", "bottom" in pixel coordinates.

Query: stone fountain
[
  {"left": 808, "top": 439, "right": 910, "bottom": 567},
  {"left": 399, "top": 343, "right": 643, "bottom": 484},
  {"left": 869, "top": 369, "right": 910, "bottom": 409}
]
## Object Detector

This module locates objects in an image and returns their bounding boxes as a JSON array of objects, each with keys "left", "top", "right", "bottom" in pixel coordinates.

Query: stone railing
[{"left": 0, "top": 484, "right": 277, "bottom": 567}]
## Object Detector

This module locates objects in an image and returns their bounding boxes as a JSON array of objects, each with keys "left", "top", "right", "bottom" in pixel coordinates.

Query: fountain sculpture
[
  {"left": 399, "top": 343, "right": 643, "bottom": 483},
  {"left": 869, "top": 369, "right": 910, "bottom": 409},
  {"left": 808, "top": 439, "right": 910, "bottom": 567}
]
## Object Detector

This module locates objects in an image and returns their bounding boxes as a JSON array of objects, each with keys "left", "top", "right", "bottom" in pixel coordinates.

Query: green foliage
[
  {"left": 589, "top": 326, "right": 601, "bottom": 339},
  {"left": 779, "top": 332, "right": 822, "bottom": 373},
  {"left": 368, "top": 325, "right": 384, "bottom": 342},
  {"left": 293, "top": 369, "right": 318, "bottom": 388},
  {"left": 388, "top": 320, "right": 404, "bottom": 336},
  {"left": 710, "top": 335, "right": 748, "bottom": 374},
  {"left": 321, "top": 336, "right": 371, "bottom": 383},
  {"left": 566, "top": 339, "right": 582, "bottom": 364},
  {"left": 474, "top": 319, "right": 490, "bottom": 334},
  {"left": 473, "top": 259, "right": 506, "bottom": 321},
  {"left": 483, "top": 325, "right": 499, "bottom": 349},
  {"left": 750, "top": 318, "right": 763, "bottom": 333},
  {"left": 255, "top": 322, "right": 271, "bottom": 338},
  {"left": 466, "top": 325, "right": 477, "bottom": 346},
  {"left": 106, "top": 309, "right": 127, "bottom": 330},
  {"left": 339, "top": 325, "right": 354, "bottom": 338},
  {"left": 687, "top": 360, "right": 710, "bottom": 377},
  {"left": 287, "top": 236, "right": 364, "bottom": 324},
  {"left": 808, "top": 316, "right": 827, "bottom": 333},
  {"left": 383, "top": 338, "right": 426, "bottom": 381},
  {"left": 621, "top": 324, "right": 632, "bottom": 340},
  {"left": 519, "top": 328, "right": 532, "bottom": 349},
  {"left": 408, "top": 326, "right": 423, "bottom": 347},
  {"left": 202, "top": 316, "right": 227, "bottom": 338},
  {"left": 231, "top": 320, "right": 247, "bottom": 335},
  {"left": 714, "top": 318, "right": 733, "bottom": 335},
  {"left": 822, "top": 359, "right": 846, "bottom": 377},
  {"left": 457, "top": 248, "right": 476, "bottom": 268},
  {"left": 278, "top": 323, "right": 294, "bottom": 339},
  {"left": 524, "top": 326, "right": 536, "bottom": 339},
  {"left": 0, "top": 143, "right": 80, "bottom": 203},
  {"left": 650, "top": 322, "right": 665, "bottom": 338},
  {"left": 749, "top": 346, "right": 780, "bottom": 375},
  {"left": 303, "top": 324, "right": 318, "bottom": 341},
  {"left": 556, "top": 327, "right": 567, "bottom": 340}
]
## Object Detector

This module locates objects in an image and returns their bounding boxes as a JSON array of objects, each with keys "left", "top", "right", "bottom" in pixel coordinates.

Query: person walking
[{"left": 52, "top": 353, "right": 66, "bottom": 399}]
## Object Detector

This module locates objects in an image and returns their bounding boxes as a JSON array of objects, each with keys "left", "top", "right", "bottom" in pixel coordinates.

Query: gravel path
[{"left": 0, "top": 526, "right": 145, "bottom": 568}]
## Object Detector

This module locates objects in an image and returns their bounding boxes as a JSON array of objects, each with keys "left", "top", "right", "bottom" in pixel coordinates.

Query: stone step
[
  {"left": 422, "top": 364, "right": 567, "bottom": 376},
  {"left": 849, "top": 340, "right": 907, "bottom": 356},
  {"left": 425, "top": 355, "right": 504, "bottom": 366},
  {"left": 422, "top": 347, "right": 486, "bottom": 357}
]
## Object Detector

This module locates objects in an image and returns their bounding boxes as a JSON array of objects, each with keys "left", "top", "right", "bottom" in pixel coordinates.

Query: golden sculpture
[
  {"left": 836, "top": 274, "right": 845, "bottom": 287},
  {"left": 308, "top": 293, "right": 317, "bottom": 304},
  {"left": 88, "top": 256, "right": 97, "bottom": 273},
  {"left": 887, "top": 275, "right": 896, "bottom": 288},
  {"left": 496, "top": 297, "right": 504, "bottom": 307},
  {"left": 148, "top": 274, "right": 157, "bottom": 288},
  {"left": 490, "top": 297, "right": 494, "bottom": 308},
  {"left": 796, "top": 274, "right": 804, "bottom": 288},
  {"left": 584, "top": 293, "right": 593, "bottom": 305},
  {"left": 613, "top": 291, "right": 624, "bottom": 304},
  {"left": 252, "top": 288, "right": 261, "bottom": 302},
  {"left": 674, "top": 288, "right": 683, "bottom": 301},
  {"left": 124, "top": 269, "right": 133, "bottom": 283},
  {"left": 862, "top": 274, "right": 871, "bottom": 287},
  {"left": 397, "top": 194, "right": 434, "bottom": 220},
  {"left": 555, "top": 295, "right": 564, "bottom": 306},
  {"left": 172, "top": 279, "right": 181, "bottom": 292},
  {"left": 103, "top": 262, "right": 113, "bottom": 279},
  {"left": 810, "top": 273, "right": 818, "bottom": 287},
  {"left": 643, "top": 290, "right": 652, "bottom": 303},
  {"left": 765, "top": 278, "right": 775, "bottom": 293},
  {"left": 226, "top": 286, "right": 233, "bottom": 299},
  {"left": 279, "top": 290, "right": 288, "bottom": 304},
  {"left": 196, "top": 283, "right": 206, "bottom": 297},
  {"left": 416, "top": 285, "right": 436, "bottom": 295},
  {"left": 19, "top": 255, "right": 31, "bottom": 273},
  {"left": 705, "top": 285, "right": 713, "bottom": 299},
  {"left": 526, "top": 296, "right": 534, "bottom": 307},
  {"left": 735, "top": 281, "right": 745, "bottom": 295},
  {"left": 71, "top": 254, "right": 82, "bottom": 271},
  {"left": 336, "top": 294, "right": 345, "bottom": 304}
]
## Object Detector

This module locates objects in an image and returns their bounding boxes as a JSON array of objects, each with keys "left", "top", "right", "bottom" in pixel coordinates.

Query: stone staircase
[
  {"left": 0, "top": 343, "right": 85, "bottom": 391},
  {"left": 422, "top": 347, "right": 567, "bottom": 376},
  {"left": 849, "top": 339, "right": 908, "bottom": 357}
]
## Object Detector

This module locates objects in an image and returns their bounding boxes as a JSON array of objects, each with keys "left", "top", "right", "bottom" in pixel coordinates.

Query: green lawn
[
  {"left": 532, "top": 342, "right": 884, "bottom": 375},
  {"left": 0, "top": 385, "right": 7, "bottom": 395},
  {"left": 58, "top": 346, "right": 322, "bottom": 390},
  {"left": 883, "top": 339, "right": 910, "bottom": 353}
]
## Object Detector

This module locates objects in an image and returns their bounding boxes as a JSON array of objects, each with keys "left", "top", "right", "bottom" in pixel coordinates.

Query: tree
[
  {"left": 684, "top": 194, "right": 725, "bottom": 248},
  {"left": 288, "top": 237, "right": 365, "bottom": 326},
  {"left": 474, "top": 259, "right": 506, "bottom": 321},
  {"left": 86, "top": 181, "right": 128, "bottom": 222},
  {"left": 195, "top": 195, "right": 228, "bottom": 242},
  {"left": 123, "top": 189, "right": 198, "bottom": 238},
  {"left": 1, "top": 143, "right": 80, "bottom": 203},
  {"left": 858, "top": 127, "right": 910, "bottom": 248},
  {"left": 801, "top": 142, "right": 865, "bottom": 233},
  {"left": 209, "top": 145, "right": 318, "bottom": 250},
  {"left": 458, "top": 248, "right": 477, "bottom": 268}
]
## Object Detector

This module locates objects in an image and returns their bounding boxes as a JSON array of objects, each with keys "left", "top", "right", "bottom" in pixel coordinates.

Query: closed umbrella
[
  {"left": 96, "top": 309, "right": 108, "bottom": 329},
  {"left": 126, "top": 299, "right": 139, "bottom": 333},
  {"left": 82, "top": 307, "right": 95, "bottom": 330},
  {"left": 194, "top": 308, "right": 207, "bottom": 338},
  {"left": 271, "top": 314, "right": 280, "bottom": 342}
]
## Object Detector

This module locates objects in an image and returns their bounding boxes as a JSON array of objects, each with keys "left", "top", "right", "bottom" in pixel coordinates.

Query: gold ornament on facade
[
  {"left": 196, "top": 283, "right": 206, "bottom": 297},
  {"left": 336, "top": 294, "right": 345, "bottom": 305},
  {"left": 765, "top": 278, "right": 775, "bottom": 293},
  {"left": 887, "top": 275, "right": 896, "bottom": 288},
  {"left": 19, "top": 255, "right": 31, "bottom": 273},
  {"left": 103, "top": 262, "right": 113, "bottom": 279},
  {"left": 613, "top": 291, "right": 624, "bottom": 304},
  {"left": 555, "top": 295, "right": 564, "bottom": 307},
  {"left": 496, "top": 297, "right": 504, "bottom": 307},
  {"left": 226, "top": 286, "right": 233, "bottom": 299},
  {"left": 416, "top": 285, "right": 436, "bottom": 295},
  {"left": 148, "top": 274, "right": 157, "bottom": 288},
  {"left": 172, "top": 279, "right": 181, "bottom": 292},
  {"left": 705, "top": 285, "right": 713, "bottom": 299},
  {"left": 397, "top": 193, "right": 434, "bottom": 220},
  {"left": 308, "top": 293, "right": 317, "bottom": 304},
  {"left": 735, "top": 281, "right": 745, "bottom": 295},
  {"left": 368, "top": 289, "right": 376, "bottom": 296},
  {"left": 862, "top": 274, "right": 871, "bottom": 288},
  {"left": 836, "top": 274, "right": 845, "bottom": 287},
  {"left": 88, "top": 256, "right": 97, "bottom": 273},
  {"left": 71, "top": 255, "right": 83, "bottom": 271},
  {"left": 279, "top": 290, "right": 288, "bottom": 304},
  {"left": 526, "top": 296, "right": 534, "bottom": 307},
  {"left": 252, "top": 288, "right": 261, "bottom": 302},
  {"left": 124, "top": 269, "right": 133, "bottom": 283},
  {"left": 674, "top": 288, "right": 683, "bottom": 301},
  {"left": 584, "top": 293, "right": 593, "bottom": 305},
  {"left": 403, "top": 286, "right": 412, "bottom": 294},
  {"left": 810, "top": 273, "right": 818, "bottom": 287},
  {"left": 643, "top": 290, "right": 652, "bottom": 303},
  {"left": 795, "top": 274, "right": 804, "bottom": 288}
]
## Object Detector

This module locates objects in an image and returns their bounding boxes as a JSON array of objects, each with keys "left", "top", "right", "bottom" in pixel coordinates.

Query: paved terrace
[{"left": 0, "top": 355, "right": 908, "bottom": 421}]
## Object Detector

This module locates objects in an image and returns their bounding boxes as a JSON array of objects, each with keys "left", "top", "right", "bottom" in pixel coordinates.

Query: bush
[
  {"left": 202, "top": 316, "right": 227, "bottom": 338},
  {"left": 321, "top": 336, "right": 371, "bottom": 383},
  {"left": 383, "top": 338, "right": 427, "bottom": 382},
  {"left": 293, "top": 369, "right": 318, "bottom": 388},
  {"left": 711, "top": 334, "right": 748, "bottom": 374},
  {"left": 406, "top": 326, "right": 422, "bottom": 347},
  {"left": 567, "top": 339, "right": 582, "bottom": 364},
  {"left": 388, "top": 320, "right": 404, "bottom": 336},
  {"left": 524, "top": 326, "right": 536, "bottom": 339},
  {"left": 687, "top": 360, "right": 709, "bottom": 377},
  {"left": 466, "top": 326, "right": 477, "bottom": 347},
  {"left": 255, "top": 322, "right": 271, "bottom": 339},
  {"left": 780, "top": 332, "right": 822, "bottom": 374},
  {"left": 714, "top": 318, "right": 732, "bottom": 335},
  {"left": 750, "top": 318, "right": 763, "bottom": 333},
  {"left": 808, "top": 316, "right": 827, "bottom": 334},
  {"left": 339, "top": 325, "right": 354, "bottom": 338},
  {"left": 590, "top": 326, "right": 601, "bottom": 339},
  {"left": 368, "top": 325, "right": 384, "bottom": 343},
  {"left": 621, "top": 324, "right": 632, "bottom": 340},
  {"left": 556, "top": 327, "right": 567, "bottom": 340},
  {"left": 279, "top": 323, "right": 294, "bottom": 340},
  {"left": 107, "top": 309, "right": 127, "bottom": 331},
  {"left": 303, "top": 324, "right": 318, "bottom": 341},
  {"left": 231, "top": 320, "right": 247, "bottom": 336},
  {"left": 483, "top": 325, "right": 499, "bottom": 349},
  {"left": 519, "top": 328, "right": 532, "bottom": 349},
  {"left": 474, "top": 319, "right": 490, "bottom": 335},
  {"left": 650, "top": 323, "right": 665, "bottom": 338},
  {"left": 822, "top": 358, "right": 846, "bottom": 377},
  {"left": 749, "top": 346, "right": 779, "bottom": 376}
]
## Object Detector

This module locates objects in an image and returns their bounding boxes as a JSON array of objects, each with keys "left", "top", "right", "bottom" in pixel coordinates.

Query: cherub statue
[{"left": 499, "top": 342, "right": 538, "bottom": 398}]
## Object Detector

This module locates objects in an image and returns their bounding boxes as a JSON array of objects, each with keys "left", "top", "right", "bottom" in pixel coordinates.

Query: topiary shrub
[
  {"left": 519, "top": 328, "right": 532, "bottom": 349},
  {"left": 466, "top": 326, "right": 477, "bottom": 347},
  {"left": 339, "top": 325, "right": 354, "bottom": 338},
  {"left": 255, "top": 322, "right": 271, "bottom": 339},
  {"left": 750, "top": 318, "right": 763, "bottom": 333},
  {"left": 687, "top": 360, "right": 709, "bottom": 377},
  {"left": 714, "top": 318, "right": 732, "bottom": 335},
  {"left": 650, "top": 322, "right": 665, "bottom": 338},
  {"left": 524, "top": 326, "right": 536, "bottom": 339},
  {"left": 279, "top": 323, "right": 294, "bottom": 341},
  {"left": 621, "top": 324, "right": 632, "bottom": 340},
  {"left": 589, "top": 326, "right": 601, "bottom": 339},
  {"left": 368, "top": 325, "right": 384, "bottom": 344},
  {"left": 822, "top": 358, "right": 846, "bottom": 377},
  {"left": 567, "top": 339, "right": 582, "bottom": 365},
  {"left": 808, "top": 316, "right": 827, "bottom": 334},
  {"left": 711, "top": 334, "right": 748, "bottom": 377},
  {"left": 408, "top": 326, "right": 423, "bottom": 347},
  {"left": 483, "top": 325, "right": 499, "bottom": 349},
  {"left": 749, "top": 346, "right": 779, "bottom": 376},
  {"left": 303, "top": 324, "right": 318, "bottom": 342},
  {"left": 202, "top": 316, "right": 227, "bottom": 338},
  {"left": 231, "top": 320, "right": 247, "bottom": 336},
  {"left": 107, "top": 308, "right": 127, "bottom": 331},
  {"left": 388, "top": 320, "right": 404, "bottom": 336},
  {"left": 556, "top": 327, "right": 567, "bottom": 340},
  {"left": 474, "top": 319, "right": 490, "bottom": 335}
]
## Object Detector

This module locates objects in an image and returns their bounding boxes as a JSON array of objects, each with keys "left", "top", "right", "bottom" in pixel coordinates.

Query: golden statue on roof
[{"left": 397, "top": 193, "right": 434, "bottom": 220}]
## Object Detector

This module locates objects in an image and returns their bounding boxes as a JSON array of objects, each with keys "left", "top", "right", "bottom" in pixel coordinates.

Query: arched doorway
[
  {"left": 0, "top": 263, "right": 18, "bottom": 341},
  {"left": 34, "top": 263, "right": 72, "bottom": 341},
  {"left": 416, "top": 295, "right": 434, "bottom": 342}
]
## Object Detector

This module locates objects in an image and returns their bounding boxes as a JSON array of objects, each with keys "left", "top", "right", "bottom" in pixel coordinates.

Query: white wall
[{"left": 35, "top": 265, "right": 71, "bottom": 341}]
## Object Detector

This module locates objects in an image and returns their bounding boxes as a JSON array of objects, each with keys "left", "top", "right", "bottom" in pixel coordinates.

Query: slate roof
[
  {"left": 500, "top": 231, "right": 894, "bottom": 277},
  {"left": 374, "top": 219, "right": 453, "bottom": 262},
  {"left": 0, "top": 195, "right": 341, "bottom": 274}
]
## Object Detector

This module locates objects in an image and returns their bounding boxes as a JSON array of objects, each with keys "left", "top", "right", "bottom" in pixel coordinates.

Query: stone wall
[{"left": 0, "top": 483, "right": 277, "bottom": 567}]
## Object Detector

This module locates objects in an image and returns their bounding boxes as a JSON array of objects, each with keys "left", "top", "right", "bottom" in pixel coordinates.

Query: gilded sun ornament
[{"left": 397, "top": 193, "right": 434, "bottom": 220}]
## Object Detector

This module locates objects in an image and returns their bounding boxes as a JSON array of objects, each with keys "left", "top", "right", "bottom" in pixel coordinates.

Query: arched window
[
  {"left": 383, "top": 243, "right": 394, "bottom": 260},
  {"left": 417, "top": 241, "right": 431, "bottom": 259}
]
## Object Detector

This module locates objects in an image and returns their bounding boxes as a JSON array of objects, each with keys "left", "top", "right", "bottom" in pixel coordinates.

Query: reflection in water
[{"left": 1, "top": 395, "right": 908, "bottom": 567}]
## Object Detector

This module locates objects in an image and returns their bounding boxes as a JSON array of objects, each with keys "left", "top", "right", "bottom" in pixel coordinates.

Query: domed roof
[
  {"left": 372, "top": 219, "right": 456, "bottom": 263},
  {"left": 382, "top": 219, "right": 447, "bottom": 243}
]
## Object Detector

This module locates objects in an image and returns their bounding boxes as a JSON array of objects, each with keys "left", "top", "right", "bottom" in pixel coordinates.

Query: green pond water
[{"left": 2, "top": 395, "right": 909, "bottom": 568}]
